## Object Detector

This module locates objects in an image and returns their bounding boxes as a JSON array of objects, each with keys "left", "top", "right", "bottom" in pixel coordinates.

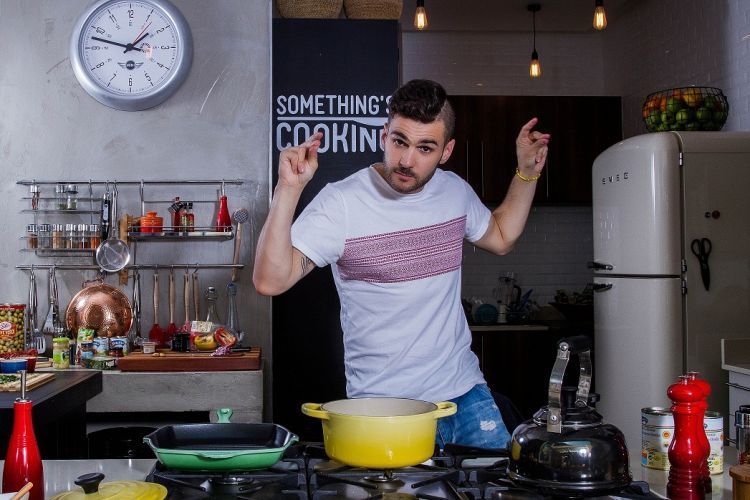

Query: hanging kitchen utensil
[
  {"left": 691, "top": 237, "right": 712, "bottom": 291},
  {"left": 231, "top": 208, "right": 249, "bottom": 282},
  {"left": 26, "top": 266, "right": 42, "bottom": 352},
  {"left": 100, "top": 182, "right": 111, "bottom": 242},
  {"left": 192, "top": 268, "right": 200, "bottom": 321},
  {"left": 302, "top": 398, "right": 456, "bottom": 469},
  {"left": 41, "top": 267, "right": 62, "bottom": 352},
  {"left": 148, "top": 272, "right": 165, "bottom": 346},
  {"left": 507, "top": 336, "right": 631, "bottom": 497},
  {"left": 166, "top": 268, "right": 177, "bottom": 344},
  {"left": 96, "top": 183, "right": 131, "bottom": 273},
  {"left": 180, "top": 268, "right": 190, "bottom": 333},
  {"left": 65, "top": 279, "right": 133, "bottom": 338},
  {"left": 130, "top": 268, "right": 142, "bottom": 347},
  {"left": 118, "top": 214, "right": 131, "bottom": 285},
  {"left": 48, "top": 472, "right": 167, "bottom": 500},
  {"left": 143, "top": 408, "right": 298, "bottom": 471}
]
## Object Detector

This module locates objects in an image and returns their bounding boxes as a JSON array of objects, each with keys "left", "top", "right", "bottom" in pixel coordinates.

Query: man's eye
[
  {"left": 419, "top": 146, "right": 433, "bottom": 153},
  {"left": 393, "top": 138, "right": 406, "bottom": 146}
]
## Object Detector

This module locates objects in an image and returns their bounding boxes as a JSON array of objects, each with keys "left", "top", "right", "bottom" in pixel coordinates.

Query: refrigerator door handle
[
  {"left": 591, "top": 283, "right": 613, "bottom": 292},
  {"left": 588, "top": 261, "right": 614, "bottom": 271}
]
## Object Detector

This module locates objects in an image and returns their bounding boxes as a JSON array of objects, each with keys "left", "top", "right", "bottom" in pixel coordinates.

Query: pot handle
[
  {"left": 547, "top": 336, "right": 592, "bottom": 434},
  {"left": 216, "top": 408, "right": 233, "bottom": 423},
  {"left": 301, "top": 403, "right": 330, "bottom": 420},
  {"left": 432, "top": 401, "right": 457, "bottom": 419}
]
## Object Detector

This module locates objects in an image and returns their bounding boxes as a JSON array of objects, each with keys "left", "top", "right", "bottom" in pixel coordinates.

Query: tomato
[{"left": 214, "top": 327, "right": 237, "bottom": 347}]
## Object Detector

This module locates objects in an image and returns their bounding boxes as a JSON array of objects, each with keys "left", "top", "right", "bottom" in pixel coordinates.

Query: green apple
[
  {"left": 696, "top": 107, "right": 713, "bottom": 122},
  {"left": 666, "top": 97, "right": 683, "bottom": 114},
  {"left": 661, "top": 111, "right": 675, "bottom": 124}
]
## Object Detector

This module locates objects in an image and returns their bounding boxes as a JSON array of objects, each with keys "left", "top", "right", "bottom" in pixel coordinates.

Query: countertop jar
[
  {"left": 52, "top": 337, "right": 70, "bottom": 369},
  {"left": 737, "top": 405, "right": 750, "bottom": 464}
]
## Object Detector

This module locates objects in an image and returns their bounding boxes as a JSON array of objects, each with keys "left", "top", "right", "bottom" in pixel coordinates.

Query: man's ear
[
  {"left": 381, "top": 123, "right": 389, "bottom": 149},
  {"left": 439, "top": 138, "right": 456, "bottom": 164}
]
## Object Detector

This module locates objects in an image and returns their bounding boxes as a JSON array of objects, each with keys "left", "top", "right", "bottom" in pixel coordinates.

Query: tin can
[
  {"left": 704, "top": 411, "right": 724, "bottom": 474},
  {"left": 79, "top": 341, "right": 95, "bottom": 360},
  {"left": 110, "top": 336, "right": 130, "bottom": 356},
  {"left": 641, "top": 407, "right": 724, "bottom": 474},
  {"left": 93, "top": 336, "right": 110, "bottom": 356},
  {"left": 642, "top": 407, "right": 673, "bottom": 470}
]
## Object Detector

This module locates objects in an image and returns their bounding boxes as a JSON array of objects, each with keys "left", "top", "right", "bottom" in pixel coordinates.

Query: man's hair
[{"left": 387, "top": 79, "right": 455, "bottom": 141}]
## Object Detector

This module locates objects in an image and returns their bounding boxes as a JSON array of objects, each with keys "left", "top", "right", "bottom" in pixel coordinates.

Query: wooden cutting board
[
  {"left": 117, "top": 347, "right": 261, "bottom": 372},
  {"left": 0, "top": 372, "right": 55, "bottom": 392}
]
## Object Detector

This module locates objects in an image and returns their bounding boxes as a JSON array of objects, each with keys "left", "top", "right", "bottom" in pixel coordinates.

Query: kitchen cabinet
[{"left": 443, "top": 96, "right": 622, "bottom": 205}]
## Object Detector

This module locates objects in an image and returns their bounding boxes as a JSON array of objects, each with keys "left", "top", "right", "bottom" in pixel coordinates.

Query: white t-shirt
[{"left": 291, "top": 166, "right": 491, "bottom": 403}]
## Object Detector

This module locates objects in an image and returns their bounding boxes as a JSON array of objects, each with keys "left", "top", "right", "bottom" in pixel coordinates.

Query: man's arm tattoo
[{"left": 300, "top": 254, "right": 314, "bottom": 276}]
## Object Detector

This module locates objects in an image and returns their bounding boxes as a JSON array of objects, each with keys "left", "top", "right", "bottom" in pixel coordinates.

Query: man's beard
[{"left": 381, "top": 161, "right": 437, "bottom": 194}]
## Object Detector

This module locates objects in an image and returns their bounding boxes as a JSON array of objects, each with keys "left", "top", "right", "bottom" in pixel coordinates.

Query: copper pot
[{"left": 66, "top": 280, "right": 132, "bottom": 338}]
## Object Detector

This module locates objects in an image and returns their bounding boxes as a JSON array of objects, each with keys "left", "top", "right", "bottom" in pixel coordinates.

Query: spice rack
[{"left": 17, "top": 179, "right": 243, "bottom": 257}]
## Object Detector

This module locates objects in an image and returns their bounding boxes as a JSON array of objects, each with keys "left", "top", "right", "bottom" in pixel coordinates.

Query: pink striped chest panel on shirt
[{"left": 337, "top": 216, "right": 466, "bottom": 283}]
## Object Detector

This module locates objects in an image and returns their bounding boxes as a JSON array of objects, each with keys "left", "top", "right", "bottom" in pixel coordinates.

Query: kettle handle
[{"left": 547, "top": 336, "right": 592, "bottom": 434}]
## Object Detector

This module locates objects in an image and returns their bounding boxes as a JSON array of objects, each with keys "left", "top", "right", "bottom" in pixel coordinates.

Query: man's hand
[
  {"left": 278, "top": 132, "right": 323, "bottom": 191},
  {"left": 516, "top": 118, "right": 550, "bottom": 178}
]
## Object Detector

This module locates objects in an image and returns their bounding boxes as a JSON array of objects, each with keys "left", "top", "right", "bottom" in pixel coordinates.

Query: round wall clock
[{"left": 70, "top": 0, "right": 193, "bottom": 111}]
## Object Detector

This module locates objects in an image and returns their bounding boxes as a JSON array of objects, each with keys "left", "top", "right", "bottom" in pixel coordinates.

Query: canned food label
[
  {"left": 705, "top": 413, "right": 724, "bottom": 474},
  {"left": 0, "top": 305, "right": 25, "bottom": 354},
  {"left": 110, "top": 337, "right": 129, "bottom": 355},
  {"left": 93, "top": 337, "right": 110, "bottom": 355}
]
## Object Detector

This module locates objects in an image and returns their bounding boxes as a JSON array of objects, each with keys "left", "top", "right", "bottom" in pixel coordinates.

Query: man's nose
[{"left": 400, "top": 147, "right": 416, "bottom": 167}]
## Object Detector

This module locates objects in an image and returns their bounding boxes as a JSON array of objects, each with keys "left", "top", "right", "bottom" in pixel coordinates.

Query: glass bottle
[
  {"left": 2, "top": 372, "right": 44, "bottom": 500},
  {"left": 186, "top": 202, "right": 195, "bottom": 232},
  {"left": 26, "top": 224, "right": 38, "bottom": 250},
  {"left": 51, "top": 224, "right": 64, "bottom": 249},
  {"left": 55, "top": 183, "right": 66, "bottom": 210},
  {"left": 216, "top": 195, "right": 231, "bottom": 232},
  {"left": 37, "top": 224, "right": 51, "bottom": 249},
  {"left": 77, "top": 224, "right": 88, "bottom": 249},
  {"left": 226, "top": 282, "right": 244, "bottom": 344},
  {"left": 88, "top": 224, "right": 101, "bottom": 248},
  {"left": 65, "top": 184, "right": 78, "bottom": 210},
  {"left": 205, "top": 286, "right": 221, "bottom": 324},
  {"left": 29, "top": 184, "right": 40, "bottom": 211},
  {"left": 65, "top": 223, "right": 76, "bottom": 249}
]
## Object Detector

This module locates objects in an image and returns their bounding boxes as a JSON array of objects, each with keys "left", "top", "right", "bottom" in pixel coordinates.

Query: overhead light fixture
[
  {"left": 413, "top": 0, "right": 428, "bottom": 30},
  {"left": 528, "top": 3, "right": 541, "bottom": 78},
  {"left": 593, "top": 0, "right": 607, "bottom": 30}
]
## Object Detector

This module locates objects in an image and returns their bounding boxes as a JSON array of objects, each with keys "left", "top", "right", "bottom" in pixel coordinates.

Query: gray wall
[{"left": 0, "top": 0, "right": 272, "bottom": 415}]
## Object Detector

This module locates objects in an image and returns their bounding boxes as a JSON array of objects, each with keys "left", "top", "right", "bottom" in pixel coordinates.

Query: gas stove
[{"left": 145, "top": 443, "right": 662, "bottom": 499}]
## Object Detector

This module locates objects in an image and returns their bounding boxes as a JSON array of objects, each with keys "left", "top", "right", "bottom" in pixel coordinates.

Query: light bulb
[
  {"left": 593, "top": 1, "right": 607, "bottom": 30},
  {"left": 529, "top": 50, "right": 541, "bottom": 78},
  {"left": 414, "top": 0, "right": 428, "bottom": 30}
]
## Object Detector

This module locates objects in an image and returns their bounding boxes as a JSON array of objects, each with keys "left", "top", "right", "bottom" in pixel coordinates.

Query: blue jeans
[{"left": 436, "top": 384, "right": 511, "bottom": 449}]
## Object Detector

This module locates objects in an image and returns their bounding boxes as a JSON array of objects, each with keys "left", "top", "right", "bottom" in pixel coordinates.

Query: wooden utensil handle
[
  {"left": 153, "top": 273, "right": 159, "bottom": 318},
  {"left": 192, "top": 273, "right": 200, "bottom": 320},
  {"left": 183, "top": 273, "right": 190, "bottom": 324},
  {"left": 232, "top": 223, "right": 243, "bottom": 282},
  {"left": 169, "top": 272, "right": 175, "bottom": 323}
]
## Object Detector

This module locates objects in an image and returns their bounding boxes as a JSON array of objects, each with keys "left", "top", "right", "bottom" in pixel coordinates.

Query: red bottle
[
  {"left": 3, "top": 371, "right": 44, "bottom": 500},
  {"left": 686, "top": 371, "right": 712, "bottom": 493},
  {"left": 216, "top": 195, "right": 231, "bottom": 232},
  {"left": 667, "top": 375, "right": 706, "bottom": 500}
]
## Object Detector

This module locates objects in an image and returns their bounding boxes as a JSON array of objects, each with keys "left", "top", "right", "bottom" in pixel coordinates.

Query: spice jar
[
  {"left": 51, "top": 224, "right": 64, "bottom": 249},
  {"left": 37, "top": 223, "right": 51, "bottom": 249},
  {"left": 77, "top": 224, "right": 88, "bottom": 249},
  {"left": 88, "top": 224, "right": 101, "bottom": 249},
  {"left": 65, "top": 223, "right": 76, "bottom": 249},
  {"left": 29, "top": 184, "right": 40, "bottom": 211},
  {"left": 65, "top": 184, "right": 78, "bottom": 210},
  {"left": 52, "top": 337, "right": 70, "bottom": 369},
  {"left": 55, "top": 183, "right": 67, "bottom": 210},
  {"left": 25, "top": 224, "right": 38, "bottom": 249}
]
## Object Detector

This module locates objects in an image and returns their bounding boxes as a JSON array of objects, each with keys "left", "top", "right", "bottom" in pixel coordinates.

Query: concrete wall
[{"left": 0, "top": 0, "right": 272, "bottom": 414}]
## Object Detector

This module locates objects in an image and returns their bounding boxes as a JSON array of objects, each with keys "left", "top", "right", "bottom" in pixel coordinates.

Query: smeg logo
[{"left": 601, "top": 171, "right": 629, "bottom": 185}]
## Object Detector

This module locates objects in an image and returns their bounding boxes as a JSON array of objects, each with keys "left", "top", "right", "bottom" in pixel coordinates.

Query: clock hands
[{"left": 91, "top": 36, "right": 143, "bottom": 52}]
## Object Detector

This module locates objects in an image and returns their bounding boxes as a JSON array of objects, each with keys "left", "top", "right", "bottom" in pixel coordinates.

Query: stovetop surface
[{"left": 145, "top": 443, "right": 661, "bottom": 500}]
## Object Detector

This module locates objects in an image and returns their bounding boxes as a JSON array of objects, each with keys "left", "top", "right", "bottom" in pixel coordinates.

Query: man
[{"left": 254, "top": 79, "right": 549, "bottom": 448}]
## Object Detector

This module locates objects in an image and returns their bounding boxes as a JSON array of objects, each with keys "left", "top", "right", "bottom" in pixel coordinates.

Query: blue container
[{"left": 0, "top": 358, "right": 28, "bottom": 374}]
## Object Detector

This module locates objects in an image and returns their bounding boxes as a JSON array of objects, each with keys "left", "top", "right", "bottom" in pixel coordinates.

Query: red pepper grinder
[
  {"left": 686, "top": 371, "right": 712, "bottom": 493},
  {"left": 2, "top": 370, "right": 44, "bottom": 500},
  {"left": 667, "top": 375, "right": 707, "bottom": 500},
  {"left": 216, "top": 190, "right": 231, "bottom": 232}
]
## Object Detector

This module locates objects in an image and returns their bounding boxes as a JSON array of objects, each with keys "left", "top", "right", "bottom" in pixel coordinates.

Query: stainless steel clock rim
[{"left": 69, "top": 0, "right": 193, "bottom": 112}]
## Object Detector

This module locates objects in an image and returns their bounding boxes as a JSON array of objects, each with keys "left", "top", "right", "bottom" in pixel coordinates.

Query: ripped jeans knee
[{"left": 436, "top": 384, "right": 511, "bottom": 449}]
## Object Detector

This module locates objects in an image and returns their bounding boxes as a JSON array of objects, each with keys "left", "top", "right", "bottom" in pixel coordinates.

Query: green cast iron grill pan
[{"left": 143, "top": 422, "right": 298, "bottom": 471}]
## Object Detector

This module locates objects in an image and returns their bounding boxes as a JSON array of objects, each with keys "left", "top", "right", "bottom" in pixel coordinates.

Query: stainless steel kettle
[{"left": 507, "top": 336, "right": 631, "bottom": 497}]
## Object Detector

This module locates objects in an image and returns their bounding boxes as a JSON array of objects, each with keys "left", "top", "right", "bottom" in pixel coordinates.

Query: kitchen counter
[{"left": 0, "top": 370, "right": 102, "bottom": 458}]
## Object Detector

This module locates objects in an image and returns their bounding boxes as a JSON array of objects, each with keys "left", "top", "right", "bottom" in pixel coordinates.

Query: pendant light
[
  {"left": 528, "top": 3, "right": 541, "bottom": 78},
  {"left": 413, "top": 0, "right": 428, "bottom": 30},
  {"left": 593, "top": 0, "right": 607, "bottom": 30}
]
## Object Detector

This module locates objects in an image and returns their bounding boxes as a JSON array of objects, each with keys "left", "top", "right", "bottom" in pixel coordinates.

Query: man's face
[{"left": 379, "top": 115, "right": 455, "bottom": 194}]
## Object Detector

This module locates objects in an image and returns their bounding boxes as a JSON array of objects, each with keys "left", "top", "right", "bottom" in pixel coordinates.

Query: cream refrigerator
[{"left": 591, "top": 131, "right": 750, "bottom": 452}]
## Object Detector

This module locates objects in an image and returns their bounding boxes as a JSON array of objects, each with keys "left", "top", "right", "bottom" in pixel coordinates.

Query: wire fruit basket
[{"left": 642, "top": 86, "right": 728, "bottom": 132}]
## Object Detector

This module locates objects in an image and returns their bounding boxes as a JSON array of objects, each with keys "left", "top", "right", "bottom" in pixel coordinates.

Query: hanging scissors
[{"left": 691, "top": 237, "right": 712, "bottom": 291}]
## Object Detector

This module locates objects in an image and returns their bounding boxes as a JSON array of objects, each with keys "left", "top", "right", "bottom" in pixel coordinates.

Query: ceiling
[{"left": 398, "top": 0, "right": 631, "bottom": 33}]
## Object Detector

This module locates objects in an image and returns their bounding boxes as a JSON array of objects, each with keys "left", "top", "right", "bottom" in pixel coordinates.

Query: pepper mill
[
  {"left": 686, "top": 371, "right": 712, "bottom": 493},
  {"left": 667, "top": 375, "right": 706, "bottom": 500},
  {"left": 2, "top": 370, "right": 44, "bottom": 500}
]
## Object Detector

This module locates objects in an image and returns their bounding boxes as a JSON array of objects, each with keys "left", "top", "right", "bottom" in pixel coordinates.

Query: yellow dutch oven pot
[
  {"left": 50, "top": 473, "right": 166, "bottom": 500},
  {"left": 301, "top": 397, "right": 457, "bottom": 469}
]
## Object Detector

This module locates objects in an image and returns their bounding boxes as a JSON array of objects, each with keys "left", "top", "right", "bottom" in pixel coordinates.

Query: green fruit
[
  {"left": 661, "top": 111, "right": 675, "bottom": 124},
  {"left": 666, "top": 97, "right": 683, "bottom": 114},
  {"left": 696, "top": 107, "right": 712, "bottom": 122},
  {"left": 685, "top": 122, "right": 700, "bottom": 131},
  {"left": 703, "top": 95, "right": 717, "bottom": 109},
  {"left": 675, "top": 108, "right": 693, "bottom": 125},
  {"left": 713, "top": 110, "right": 727, "bottom": 124}
]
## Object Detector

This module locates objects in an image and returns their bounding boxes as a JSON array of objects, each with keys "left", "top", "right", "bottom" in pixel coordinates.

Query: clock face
[{"left": 70, "top": 0, "right": 193, "bottom": 111}]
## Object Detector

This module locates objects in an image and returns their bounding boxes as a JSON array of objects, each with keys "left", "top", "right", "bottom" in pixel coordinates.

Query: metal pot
[
  {"left": 65, "top": 279, "right": 133, "bottom": 338},
  {"left": 507, "top": 336, "right": 631, "bottom": 497},
  {"left": 302, "top": 397, "right": 456, "bottom": 469}
]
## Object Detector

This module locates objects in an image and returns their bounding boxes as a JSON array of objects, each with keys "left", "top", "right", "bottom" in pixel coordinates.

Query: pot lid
[
  {"left": 49, "top": 473, "right": 166, "bottom": 500},
  {"left": 534, "top": 403, "right": 603, "bottom": 429}
]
